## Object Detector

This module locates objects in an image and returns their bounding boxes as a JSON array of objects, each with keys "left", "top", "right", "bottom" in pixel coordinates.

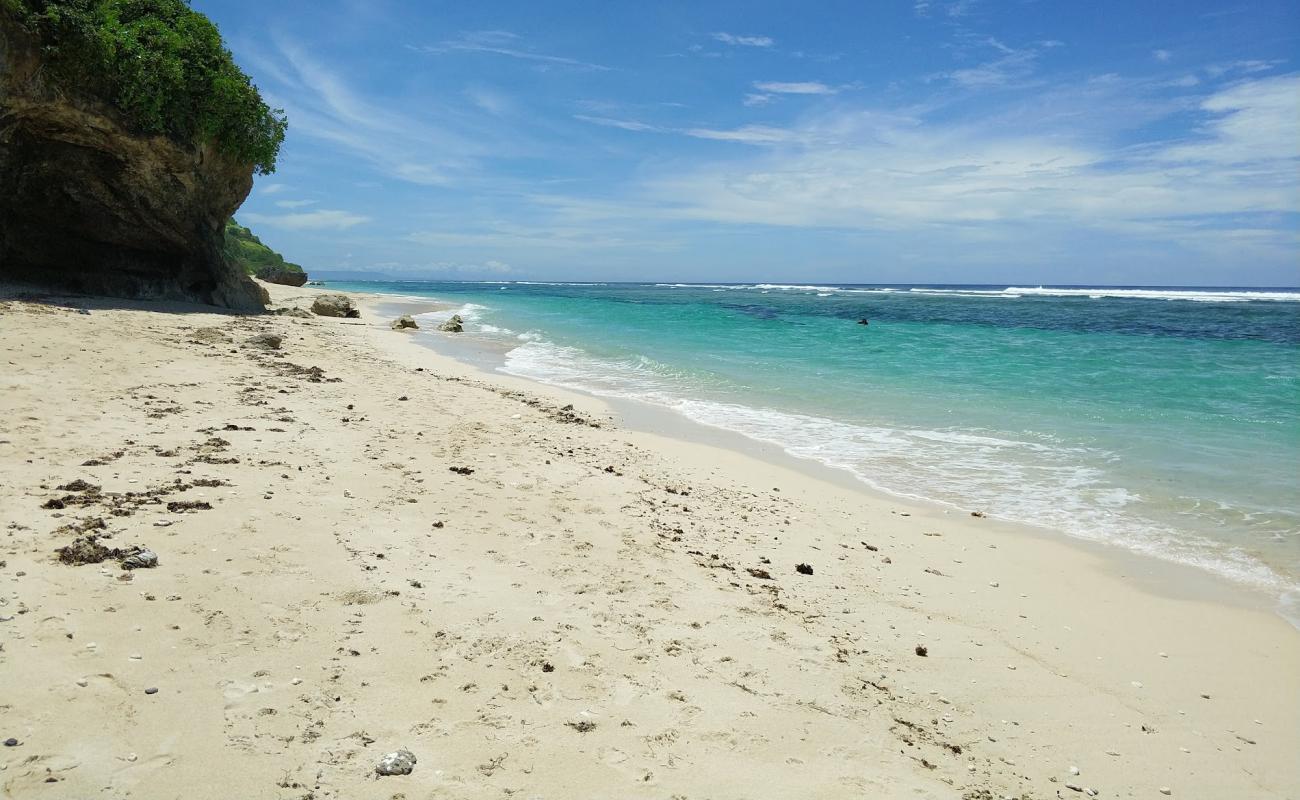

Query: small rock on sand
[
  {"left": 391, "top": 315, "right": 419, "bottom": 330},
  {"left": 795, "top": 563, "right": 814, "bottom": 575},
  {"left": 376, "top": 749, "right": 417, "bottom": 776},
  {"left": 243, "top": 333, "right": 282, "bottom": 350},
  {"left": 438, "top": 314, "right": 464, "bottom": 333},
  {"left": 121, "top": 548, "right": 159, "bottom": 570}
]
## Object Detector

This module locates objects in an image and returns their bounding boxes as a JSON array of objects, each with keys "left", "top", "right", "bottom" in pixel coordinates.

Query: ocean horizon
[{"left": 331, "top": 279, "right": 1300, "bottom": 617}]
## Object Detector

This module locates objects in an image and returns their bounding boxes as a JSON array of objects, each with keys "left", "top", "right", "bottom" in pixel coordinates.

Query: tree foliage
[
  {"left": 222, "top": 218, "right": 304, "bottom": 276},
  {"left": 7, "top": 0, "right": 286, "bottom": 173}
]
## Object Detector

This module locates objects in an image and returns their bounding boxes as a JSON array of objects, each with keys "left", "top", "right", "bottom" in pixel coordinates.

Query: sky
[{"left": 193, "top": 0, "right": 1300, "bottom": 285}]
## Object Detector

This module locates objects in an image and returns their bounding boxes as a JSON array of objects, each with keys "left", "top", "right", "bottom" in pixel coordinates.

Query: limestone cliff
[{"left": 0, "top": 13, "right": 269, "bottom": 310}]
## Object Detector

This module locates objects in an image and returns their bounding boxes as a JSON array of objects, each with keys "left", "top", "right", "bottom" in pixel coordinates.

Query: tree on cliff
[{"left": 3, "top": 0, "right": 286, "bottom": 174}]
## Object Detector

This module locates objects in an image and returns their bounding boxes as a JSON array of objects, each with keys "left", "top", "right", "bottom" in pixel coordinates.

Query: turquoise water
[{"left": 333, "top": 281, "right": 1300, "bottom": 604}]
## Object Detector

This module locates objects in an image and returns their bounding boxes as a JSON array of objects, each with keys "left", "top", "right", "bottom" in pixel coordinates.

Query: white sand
[{"left": 1, "top": 282, "right": 1295, "bottom": 799}]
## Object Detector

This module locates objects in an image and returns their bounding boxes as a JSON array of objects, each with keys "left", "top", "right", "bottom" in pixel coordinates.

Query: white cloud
[
  {"left": 1153, "top": 49, "right": 1172, "bottom": 62},
  {"left": 242, "top": 209, "right": 370, "bottom": 231},
  {"left": 258, "top": 183, "right": 288, "bottom": 195},
  {"left": 573, "top": 114, "right": 661, "bottom": 132},
  {"left": 752, "top": 81, "right": 838, "bottom": 95},
  {"left": 1156, "top": 74, "right": 1300, "bottom": 165},
  {"left": 1204, "top": 59, "right": 1284, "bottom": 78},
  {"left": 464, "top": 86, "right": 512, "bottom": 116},
  {"left": 941, "top": 39, "right": 1043, "bottom": 88},
  {"left": 275, "top": 199, "right": 318, "bottom": 209},
  {"left": 245, "top": 36, "right": 534, "bottom": 188},
  {"left": 422, "top": 31, "right": 609, "bottom": 71},
  {"left": 623, "top": 74, "right": 1298, "bottom": 259},
  {"left": 712, "top": 32, "right": 774, "bottom": 47},
  {"left": 743, "top": 93, "right": 774, "bottom": 107},
  {"left": 685, "top": 125, "right": 797, "bottom": 144}
]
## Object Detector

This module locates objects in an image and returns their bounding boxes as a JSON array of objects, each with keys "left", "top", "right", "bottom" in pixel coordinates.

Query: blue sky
[{"left": 194, "top": 0, "right": 1300, "bottom": 285}]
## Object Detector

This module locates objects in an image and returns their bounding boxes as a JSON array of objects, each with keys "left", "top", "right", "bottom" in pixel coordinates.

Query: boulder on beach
[
  {"left": 254, "top": 264, "right": 308, "bottom": 287},
  {"left": 391, "top": 315, "right": 419, "bottom": 330},
  {"left": 312, "top": 294, "right": 360, "bottom": 318},
  {"left": 438, "top": 314, "right": 464, "bottom": 333}
]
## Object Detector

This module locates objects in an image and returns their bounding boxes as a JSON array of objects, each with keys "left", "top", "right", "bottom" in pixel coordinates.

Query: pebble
[
  {"left": 1069, "top": 765, "right": 1080, "bottom": 775},
  {"left": 1159, "top": 788, "right": 1172, "bottom": 796},
  {"left": 3, "top": 738, "right": 18, "bottom": 747},
  {"left": 291, "top": 678, "right": 302, "bottom": 686},
  {"left": 75, "top": 679, "right": 88, "bottom": 688},
  {"left": 144, "top": 687, "right": 158, "bottom": 695},
  {"left": 376, "top": 749, "right": 417, "bottom": 776}
]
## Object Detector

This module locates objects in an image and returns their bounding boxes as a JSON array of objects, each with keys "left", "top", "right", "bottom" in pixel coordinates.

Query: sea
[{"left": 328, "top": 281, "right": 1300, "bottom": 616}]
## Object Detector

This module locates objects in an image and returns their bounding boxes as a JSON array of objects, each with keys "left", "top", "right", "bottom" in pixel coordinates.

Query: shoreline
[
  {"left": 2, "top": 281, "right": 1296, "bottom": 798},
  {"left": 364, "top": 292, "right": 1294, "bottom": 626}
]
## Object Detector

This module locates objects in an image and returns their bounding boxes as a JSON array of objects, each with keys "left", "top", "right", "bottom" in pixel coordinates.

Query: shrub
[{"left": 7, "top": 0, "right": 286, "bottom": 173}]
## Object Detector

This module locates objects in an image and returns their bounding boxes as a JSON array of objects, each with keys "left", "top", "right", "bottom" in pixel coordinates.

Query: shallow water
[{"left": 336, "top": 281, "right": 1300, "bottom": 606}]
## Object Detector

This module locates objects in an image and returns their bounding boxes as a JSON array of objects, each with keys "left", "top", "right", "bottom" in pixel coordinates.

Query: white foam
[
  {"left": 1003, "top": 287, "right": 1300, "bottom": 302},
  {"left": 499, "top": 336, "right": 1297, "bottom": 599},
  {"left": 414, "top": 302, "right": 488, "bottom": 327}
]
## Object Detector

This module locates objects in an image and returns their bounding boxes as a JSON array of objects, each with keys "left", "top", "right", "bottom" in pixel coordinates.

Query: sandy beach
[{"left": 1, "top": 281, "right": 1296, "bottom": 799}]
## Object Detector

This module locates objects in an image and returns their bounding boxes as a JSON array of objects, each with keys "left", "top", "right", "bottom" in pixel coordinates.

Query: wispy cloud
[
  {"left": 420, "top": 30, "right": 609, "bottom": 71},
  {"left": 242, "top": 209, "right": 371, "bottom": 230},
  {"left": 939, "top": 38, "right": 1050, "bottom": 88},
  {"left": 258, "top": 183, "right": 289, "bottom": 195},
  {"left": 275, "top": 199, "right": 318, "bottom": 209},
  {"left": 685, "top": 125, "right": 797, "bottom": 144},
  {"left": 753, "top": 81, "right": 839, "bottom": 95},
  {"left": 915, "top": 0, "right": 980, "bottom": 18},
  {"left": 241, "top": 36, "right": 539, "bottom": 188},
  {"left": 615, "top": 74, "right": 1300, "bottom": 267},
  {"left": 711, "top": 32, "right": 774, "bottom": 47},
  {"left": 573, "top": 114, "right": 661, "bottom": 132},
  {"left": 1153, "top": 49, "right": 1172, "bottom": 62}
]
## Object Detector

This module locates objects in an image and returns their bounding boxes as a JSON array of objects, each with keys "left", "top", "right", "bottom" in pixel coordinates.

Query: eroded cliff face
[{"left": 0, "top": 16, "right": 268, "bottom": 310}]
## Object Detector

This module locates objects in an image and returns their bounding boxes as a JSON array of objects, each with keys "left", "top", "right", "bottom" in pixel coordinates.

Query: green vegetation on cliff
[
  {"left": 222, "top": 219, "right": 304, "bottom": 277},
  {"left": 4, "top": 0, "right": 286, "bottom": 173}
]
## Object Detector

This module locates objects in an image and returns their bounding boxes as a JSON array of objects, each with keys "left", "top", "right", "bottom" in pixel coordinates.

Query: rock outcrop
[
  {"left": 438, "top": 314, "right": 464, "bottom": 333},
  {"left": 254, "top": 265, "right": 308, "bottom": 287},
  {"left": 224, "top": 219, "right": 307, "bottom": 286},
  {"left": 311, "top": 294, "right": 359, "bottom": 318},
  {"left": 391, "top": 314, "right": 419, "bottom": 330},
  {"left": 0, "top": 16, "right": 268, "bottom": 310}
]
